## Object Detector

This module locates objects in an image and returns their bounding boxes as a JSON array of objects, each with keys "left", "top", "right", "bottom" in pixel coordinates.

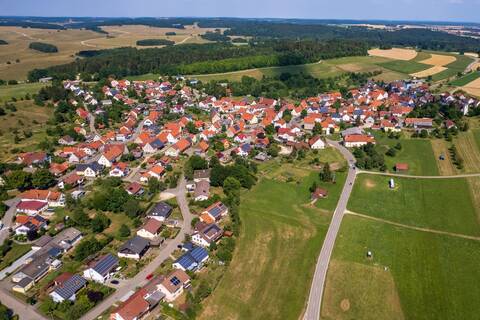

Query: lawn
[
  {"left": 199, "top": 169, "right": 346, "bottom": 320},
  {"left": 450, "top": 71, "right": 480, "bottom": 86},
  {"left": 0, "top": 243, "right": 31, "bottom": 271},
  {"left": 0, "top": 83, "right": 44, "bottom": 103},
  {"left": 372, "top": 132, "right": 439, "bottom": 176},
  {"left": 348, "top": 174, "right": 480, "bottom": 236},
  {"left": 378, "top": 60, "right": 430, "bottom": 74},
  {"left": 322, "top": 214, "right": 480, "bottom": 320}
]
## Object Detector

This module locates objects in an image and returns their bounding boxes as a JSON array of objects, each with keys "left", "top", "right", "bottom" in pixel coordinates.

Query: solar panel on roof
[
  {"left": 209, "top": 207, "right": 222, "bottom": 217},
  {"left": 170, "top": 276, "right": 180, "bottom": 286},
  {"left": 94, "top": 254, "right": 119, "bottom": 276}
]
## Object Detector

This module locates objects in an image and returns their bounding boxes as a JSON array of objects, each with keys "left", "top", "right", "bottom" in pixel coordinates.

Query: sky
[{"left": 1, "top": 0, "right": 480, "bottom": 23}]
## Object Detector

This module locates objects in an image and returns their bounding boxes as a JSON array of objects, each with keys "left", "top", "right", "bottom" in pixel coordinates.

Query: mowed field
[
  {"left": 0, "top": 82, "right": 44, "bottom": 103},
  {"left": 322, "top": 214, "right": 480, "bottom": 320},
  {"left": 187, "top": 55, "right": 409, "bottom": 83},
  {"left": 323, "top": 173, "right": 480, "bottom": 319},
  {"left": 0, "top": 25, "right": 216, "bottom": 80},
  {"left": 348, "top": 174, "right": 480, "bottom": 236},
  {"left": 199, "top": 161, "right": 346, "bottom": 320}
]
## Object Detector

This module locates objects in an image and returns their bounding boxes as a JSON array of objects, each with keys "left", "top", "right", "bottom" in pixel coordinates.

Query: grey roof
[
  {"left": 18, "top": 256, "right": 50, "bottom": 280},
  {"left": 195, "top": 180, "right": 210, "bottom": 198},
  {"left": 53, "top": 274, "right": 86, "bottom": 300},
  {"left": 148, "top": 202, "right": 173, "bottom": 218},
  {"left": 193, "top": 169, "right": 211, "bottom": 180},
  {"left": 76, "top": 162, "right": 104, "bottom": 173},
  {"left": 119, "top": 236, "right": 149, "bottom": 255},
  {"left": 91, "top": 254, "right": 118, "bottom": 276},
  {"left": 17, "top": 276, "right": 34, "bottom": 288},
  {"left": 34, "top": 235, "right": 53, "bottom": 248}
]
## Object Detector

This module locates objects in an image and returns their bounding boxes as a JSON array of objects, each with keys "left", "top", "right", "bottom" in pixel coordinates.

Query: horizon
[{"left": 1, "top": 0, "right": 480, "bottom": 23}]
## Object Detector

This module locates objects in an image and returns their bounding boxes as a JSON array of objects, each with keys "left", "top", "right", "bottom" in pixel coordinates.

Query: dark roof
[
  {"left": 76, "top": 162, "right": 104, "bottom": 173},
  {"left": 174, "top": 246, "right": 208, "bottom": 271},
  {"left": 148, "top": 202, "right": 173, "bottom": 218},
  {"left": 119, "top": 236, "right": 149, "bottom": 255},
  {"left": 193, "top": 169, "right": 211, "bottom": 180},
  {"left": 52, "top": 274, "right": 86, "bottom": 300},
  {"left": 91, "top": 254, "right": 119, "bottom": 276}
]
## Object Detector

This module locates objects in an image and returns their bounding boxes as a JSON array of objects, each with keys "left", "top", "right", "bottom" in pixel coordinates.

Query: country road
[
  {"left": 303, "top": 139, "right": 357, "bottom": 320},
  {"left": 357, "top": 170, "right": 480, "bottom": 179}
]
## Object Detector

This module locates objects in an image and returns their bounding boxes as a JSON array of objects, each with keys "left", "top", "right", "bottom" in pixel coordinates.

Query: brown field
[
  {"left": 431, "top": 139, "right": 457, "bottom": 175},
  {"left": 84, "top": 24, "right": 218, "bottom": 48},
  {"left": 368, "top": 48, "right": 417, "bottom": 61},
  {"left": 462, "top": 77, "right": 480, "bottom": 97},
  {"left": 0, "top": 25, "right": 217, "bottom": 80},
  {"left": 454, "top": 132, "right": 480, "bottom": 173},
  {"left": 321, "top": 260, "right": 404, "bottom": 320},
  {"left": 419, "top": 54, "right": 457, "bottom": 67},
  {"left": 410, "top": 66, "right": 447, "bottom": 78}
]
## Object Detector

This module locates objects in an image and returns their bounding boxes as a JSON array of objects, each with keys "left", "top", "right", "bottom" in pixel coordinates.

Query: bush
[{"left": 136, "top": 39, "right": 175, "bottom": 46}]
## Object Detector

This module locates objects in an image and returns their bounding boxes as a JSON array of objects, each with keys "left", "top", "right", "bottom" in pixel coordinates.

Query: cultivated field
[
  {"left": 430, "top": 139, "right": 457, "bottom": 176},
  {"left": 410, "top": 65, "right": 447, "bottom": 78},
  {"left": 450, "top": 71, "right": 480, "bottom": 86},
  {"left": 453, "top": 131, "right": 480, "bottom": 173},
  {"left": 462, "top": 77, "right": 480, "bottom": 97},
  {"left": 348, "top": 174, "right": 480, "bottom": 236},
  {"left": 199, "top": 165, "right": 346, "bottom": 320},
  {"left": 0, "top": 82, "right": 44, "bottom": 103},
  {"left": 323, "top": 213, "right": 480, "bottom": 320},
  {"left": 0, "top": 25, "right": 217, "bottom": 80},
  {"left": 419, "top": 54, "right": 457, "bottom": 67},
  {"left": 368, "top": 48, "right": 418, "bottom": 61}
]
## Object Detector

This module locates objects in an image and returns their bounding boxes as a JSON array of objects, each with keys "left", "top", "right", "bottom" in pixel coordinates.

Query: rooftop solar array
[
  {"left": 53, "top": 274, "right": 86, "bottom": 300},
  {"left": 93, "top": 254, "right": 119, "bottom": 276},
  {"left": 170, "top": 276, "right": 180, "bottom": 286}
]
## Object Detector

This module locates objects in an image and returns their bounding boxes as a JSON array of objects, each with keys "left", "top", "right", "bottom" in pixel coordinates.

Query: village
[{"left": 0, "top": 74, "right": 479, "bottom": 320}]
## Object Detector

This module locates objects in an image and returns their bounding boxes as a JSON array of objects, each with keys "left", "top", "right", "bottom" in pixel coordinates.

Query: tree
[
  {"left": 118, "top": 224, "right": 130, "bottom": 238},
  {"left": 223, "top": 177, "right": 241, "bottom": 198},
  {"left": 90, "top": 213, "right": 110, "bottom": 233},
  {"left": 71, "top": 207, "right": 90, "bottom": 227},
  {"left": 148, "top": 177, "right": 161, "bottom": 193},
  {"left": 319, "top": 162, "right": 332, "bottom": 182},
  {"left": 6, "top": 170, "right": 32, "bottom": 191},
  {"left": 74, "top": 237, "right": 102, "bottom": 261},
  {"left": 31, "top": 169, "right": 55, "bottom": 189},
  {"left": 386, "top": 148, "right": 397, "bottom": 157},
  {"left": 124, "top": 198, "right": 142, "bottom": 218}
]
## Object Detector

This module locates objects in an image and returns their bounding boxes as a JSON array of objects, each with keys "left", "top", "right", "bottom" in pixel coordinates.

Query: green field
[
  {"left": 322, "top": 214, "right": 480, "bottom": 320},
  {"left": 348, "top": 174, "right": 480, "bottom": 236},
  {"left": 0, "top": 243, "right": 31, "bottom": 271},
  {"left": 0, "top": 83, "right": 44, "bottom": 103},
  {"left": 199, "top": 169, "right": 345, "bottom": 320},
  {"left": 431, "top": 54, "right": 474, "bottom": 81},
  {"left": 450, "top": 71, "right": 480, "bottom": 86},
  {"left": 372, "top": 132, "right": 439, "bottom": 176},
  {"left": 378, "top": 60, "right": 430, "bottom": 74}
]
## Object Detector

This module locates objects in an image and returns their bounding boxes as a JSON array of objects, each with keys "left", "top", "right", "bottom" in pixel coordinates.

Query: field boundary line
[
  {"left": 346, "top": 211, "right": 480, "bottom": 241},
  {"left": 357, "top": 170, "right": 480, "bottom": 179}
]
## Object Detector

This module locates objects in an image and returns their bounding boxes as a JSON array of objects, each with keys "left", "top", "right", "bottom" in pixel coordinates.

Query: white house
[
  {"left": 308, "top": 136, "right": 326, "bottom": 150},
  {"left": 83, "top": 254, "right": 119, "bottom": 284}
]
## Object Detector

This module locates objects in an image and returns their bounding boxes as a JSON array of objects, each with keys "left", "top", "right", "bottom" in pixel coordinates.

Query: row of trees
[{"left": 29, "top": 42, "right": 58, "bottom": 53}]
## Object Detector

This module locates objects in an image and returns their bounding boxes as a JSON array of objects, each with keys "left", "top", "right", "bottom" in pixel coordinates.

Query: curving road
[
  {"left": 303, "top": 139, "right": 357, "bottom": 320},
  {"left": 80, "top": 177, "right": 193, "bottom": 320}
]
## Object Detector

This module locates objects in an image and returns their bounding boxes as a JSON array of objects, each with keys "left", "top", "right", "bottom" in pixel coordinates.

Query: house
[
  {"left": 125, "top": 182, "right": 144, "bottom": 196},
  {"left": 404, "top": 118, "right": 433, "bottom": 129},
  {"left": 137, "top": 219, "right": 163, "bottom": 240},
  {"left": 194, "top": 180, "right": 210, "bottom": 201},
  {"left": 395, "top": 163, "right": 409, "bottom": 172},
  {"left": 111, "top": 288, "right": 151, "bottom": 320},
  {"left": 19, "top": 189, "right": 65, "bottom": 207},
  {"left": 15, "top": 215, "right": 47, "bottom": 235},
  {"left": 200, "top": 202, "right": 229, "bottom": 223},
  {"left": 16, "top": 201, "right": 48, "bottom": 215},
  {"left": 191, "top": 223, "right": 223, "bottom": 247},
  {"left": 343, "top": 134, "right": 376, "bottom": 148},
  {"left": 147, "top": 202, "right": 173, "bottom": 222},
  {"left": 118, "top": 236, "right": 150, "bottom": 260},
  {"left": 49, "top": 162, "right": 69, "bottom": 176},
  {"left": 83, "top": 253, "right": 119, "bottom": 284},
  {"left": 18, "top": 152, "right": 49, "bottom": 167},
  {"left": 172, "top": 246, "right": 209, "bottom": 272},
  {"left": 58, "top": 173, "right": 84, "bottom": 189},
  {"left": 76, "top": 163, "right": 104, "bottom": 178},
  {"left": 143, "top": 139, "right": 164, "bottom": 154},
  {"left": 308, "top": 136, "right": 326, "bottom": 150},
  {"left": 109, "top": 162, "right": 129, "bottom": 177},
  {"left": 158, "top": 269, "right": 191, "bottom": 302},
  {"left": 311, "top": 187, "right": 329, "bottom": 203},
  {"left": 58, "top": 136, "right": 76, "bottom": 146},
  {"left": 49, "top": 274, "right": 86, "bottom": 303},
  {"left": 140, "top": 165, "right": 165, "bottom": 182},
  {"left": 193, "top": 169, "right": 211, "bottom": 183},
  {"left": 165, "top": 138, "right": 191, "bottom": 157},
  {"left": 98, "top": 145, "right": 124, "bottom": 167}
]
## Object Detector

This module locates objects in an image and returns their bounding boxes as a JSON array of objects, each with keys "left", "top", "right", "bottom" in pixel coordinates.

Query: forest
[
  {"left": 28, "top": 40, "right": 369, "bottom": 81},
  {"left": 29, "top": 42, "right": 59, "bottom": 53},
  {"left": 136, "top": 39, "right": 175, "bottom": 46}
]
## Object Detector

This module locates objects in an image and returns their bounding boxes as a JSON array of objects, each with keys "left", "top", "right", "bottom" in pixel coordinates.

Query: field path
[
  {"left": 347, "top": 211, "right": 480, "bottom": 242},
  {"left": 80, "top": 39, "right": 99, "bottom": 48},
  {"left": 175, "top": 35, "right": 192, "bottom": 45},
  {"left": 358, "top": 170, "right": 480, "bottom": 179}
]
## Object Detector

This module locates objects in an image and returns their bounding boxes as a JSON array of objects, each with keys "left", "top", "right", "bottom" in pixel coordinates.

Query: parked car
[{"left": 146, "top": 273, "right": 154, "bottom": 280}]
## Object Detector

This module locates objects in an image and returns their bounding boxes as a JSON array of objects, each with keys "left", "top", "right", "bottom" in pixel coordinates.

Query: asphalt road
[
  {"left": 303, "top": 139, "right": 357, "bottom": 320},
  {"left": 0, "top": 198, "right": 19, "bottom": 246},
  {"left": 79, "top": 177, "right": 193, "bottom": 320}
]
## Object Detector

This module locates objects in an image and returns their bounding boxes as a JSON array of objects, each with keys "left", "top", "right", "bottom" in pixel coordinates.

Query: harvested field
[
  {"left": 420, "top": 54, "right": 457, "bottom": 67},
  {"left": 411, "top": 66, "right": 447, "bottom": 78},
  {"left": 431, "top": 139, "right": 457, "bottom": 176},
  {"left": 462, "top": 77, "right": 480, "bottom": 97},
  {"left": 454, "top": 132, "right": 480, "bottom": 173},
  {"left": 368, "top": 48, "right": 417, "bottom": 61}
]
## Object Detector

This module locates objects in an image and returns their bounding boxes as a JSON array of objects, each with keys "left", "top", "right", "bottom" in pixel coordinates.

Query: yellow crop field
[
  {"left": 419, "top": 54, "right": 457, "bottom": 67},
  {"left": 368, "top": 48, "right": 418, "bottom": 61},
  {"left": 411, "top": 66, "right": 447, "bottom": 78},
  {"left": 462, "top": 77, "right": 480, "bottom": 97}
]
